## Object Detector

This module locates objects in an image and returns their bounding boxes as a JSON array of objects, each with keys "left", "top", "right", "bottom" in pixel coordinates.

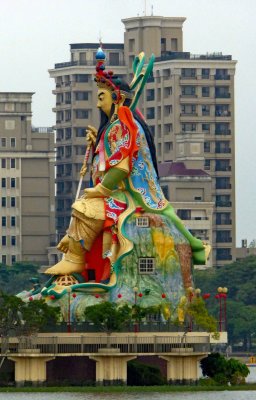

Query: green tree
[
  {"left": 0, "top": 292, "right": 60, "bottom": 337},
  {"left": 201, "top": 352, "right": 249, "bottom": 385},
  {"left": 194, "top": 256, "right": 256, "bottom": 350},
  {"left": 84, "top": 302, "right": 132, "bottom": 335}
]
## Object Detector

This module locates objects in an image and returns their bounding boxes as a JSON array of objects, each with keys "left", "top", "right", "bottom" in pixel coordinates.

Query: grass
[{"left": 0, "top": 384, "right": 256, "bottom": 392}]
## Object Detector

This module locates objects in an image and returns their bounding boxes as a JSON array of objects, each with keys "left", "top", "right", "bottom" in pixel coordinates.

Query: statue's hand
[
  {"left": 83, "top": 183, "right": 112, "bottom": 198},
  {"left": 83, "top": 187, "right": 104, "bottom": 199},
  {"left": 86, "top": 125, "right": 97, "bottom": 146}
]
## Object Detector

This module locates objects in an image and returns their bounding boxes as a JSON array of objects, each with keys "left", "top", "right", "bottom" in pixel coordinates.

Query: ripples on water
[{"left": 0, "top": 391, "right": 256, "bottom": 400}]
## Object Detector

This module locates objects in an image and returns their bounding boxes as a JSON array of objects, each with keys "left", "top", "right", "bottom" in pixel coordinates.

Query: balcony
[
  {"left": 214, "top": 74, "right": 230, "bottom": 80},
  {"left": 215, "top": 129, "right": 231, "bottom": 135},
  {"left": 215, "top": 111, "right": 231, "bottom": 117},
  {"left": 216, "top": 220, "right": 232, "bottom": 225},
  {"left": 215, "top": 93, "right": 231, "bottom": 98},
  {"left": 216, "top": 237, "right": 232, "bottom": 243},
  {"left": 216, "top": 184, "right": 232, "bottom": 189},
  {"left": 216, "top": 254, "right": 232, "bottom": 261},
  {"left": 216, "top": 201, "right": 232, "bottom": 207}
]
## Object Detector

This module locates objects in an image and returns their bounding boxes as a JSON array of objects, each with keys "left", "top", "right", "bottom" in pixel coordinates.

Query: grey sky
[{"left": 0, "top": 0, "right": 255, "bottom": 246}]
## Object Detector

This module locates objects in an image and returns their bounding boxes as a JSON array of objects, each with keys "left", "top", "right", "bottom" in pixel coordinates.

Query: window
[
  {"left": 76, "top": 127, "right": 86, "bottom": 137},
  {"left": 215, "top": 160, "right": 231, "bottom": 171},
  {"left": 75, "top": 74, "right": 89, "bottom": 83},
  {"left": 216, "top": 195, "right": 231, "bottom": 207},
  {"left": 181, "top": 86, "right": 196, "bottom": 96},
  {"left": 11, "top": 236, "right": 16, "bottom": 246},
  {"left": 216, "top": 231, "right": 231, "bottom": 243},
  {"left": 109, "top": 52, "right": 119, "bottom": 65},
  {"left": 202, "top": 123, "right": 210, "bottom": 132},
  {"left": 202, "top": 87, "right": 210, "bottom": 97},
  {"left": 65, "top": 146, "right": 72, "bottom": 158},
  {"left": 171, "top": 38, "right": 178, "bottom": 51},
  {"left": 65, "top": 110, "right": 71, "bottom": 121},
  {"left": 11, "top": 255, "right": 16, "bottom": 264},
  {"left": 2, "top": 236, "right": 7, "bottom": 246},
  {"left": 177, "top": 209, "right": 191, "bottom": 220},
  {"left": 11, "top": 216, "right": 16, "bottom": 227},
  {"left": 164, "top": 105, "right": 172, "bottom": 116},
  {"left": 215, "top": 123, "right": 230, "bottom": 135},
  {"left": 202, "top": 105, "right": 210, "bottom": 116},
  {"left": 1, "top": 138, "right": 6, "bottom": 147},
  {"left": 215, "top": 141, "right": 231, "bottom": 154},
  {"left": 75, "top": 91, "right": 89, "bottom": 101},
  {"left": 11, "top": 178, "right": 16, "bottom": 188},
  {"left": 182, "top": 123, "right": 196, "bottom": 132},
  {"left": 129, "top": 39, "right": 135, "bottom": 52},
  {"left": 139, "top": 258, "right": 155, "bottom": 274},
  {"left": 164, "top": 87, "right": 172, "bottom": 98},
  {"left": 216, "top": 177, "right": 231, "bottom": 189},
  {"left": 75, "top": 109, "right": 89, "bottom": 119},
  {"left": 10, "top": 138, "right": 16, "bottom": 147},
  {"left": 146, "top": 108, "right": 155, "bottom": 119},
  {"left": 11, "top": 197, "right": 16, "bottom": 207},
  {"left": 1, "top": 178, "right": 6, "bottom": 188},
  {"left": 181, "top": 104, "right": 196, "bottom": 115},
  {"left": 10, "top": 158, "right": 16, "bottom": 168},
  {"left": 216, "top": 248, "right": 232, "bottom": 261},
  {"left": 1, "top": 159, "right": 6, "bottom": 168},
  {"left": 202, "top": 69, "right": 210, "bottom": 79},
  {"left": 215, "top": 105, "right": 230, "bottom": 117},
  {"left": 65, "top": 93, "right": 71, "bottom": 104},
  {"left": 215, "top": 86, "right": 230, "bottom": 98},
  {"left": 215, "top": 69, "right": 229, "bottom": 80},
  {"left": 164, "top": 142, "right": 173, "bottom": 153},
  {"left": 161, "top": 37, "right": 166, "bottom": 52},
  {"left": 181, "top": 68, "right": 196, "bottom": 78},
  {"left": 2, "top": 255, "right": 7, "bottom": 265},
  {"left": 136, "top": 217, "right": 149, "bottom": 228},
  {"left": 204, "top": 142, "right": 210, "bottom": 152},
  {"left": 146, "top": 89, "right": 155, "bottom": 101},
  {"left": 2, "top": 217, "right": 6, "bottom": 227},
  {"left": 2, "top": 197, "right": 6, "bottom": 207},
  {"left": 204, "top": 159, "right": 210, "bottom": 170}
]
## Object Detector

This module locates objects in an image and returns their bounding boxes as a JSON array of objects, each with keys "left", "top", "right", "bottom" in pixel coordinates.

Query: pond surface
[{"left": 0, "top": 391, "right": 256, "bottom": 400}]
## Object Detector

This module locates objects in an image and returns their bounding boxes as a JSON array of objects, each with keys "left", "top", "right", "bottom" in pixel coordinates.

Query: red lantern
[
  {"left": 29, "top": 296, "right": 33, "bottom": 301},
  {"left": 95, "top": 294, "right": 100, "bottom": 299},
  {"left": 203, "top": 293, "right": 211, "bottom": 300},
  {"left": 72, "top": 293, "right": 77, "bottom": 298},
  {"left": 161, "top": 293, "right": 166, "bottom": 299},
  {"left": 118, "top": 293, "right": 122, "bottom": 298},
  {"left": 215, "top": 294, "right": 220, "bottom": 299},
  {"left": 50, "top": 295, "right": 55, "bottom": 300},
  {"left": 138, "top": 293, "right": 143, "bottom": 298}
]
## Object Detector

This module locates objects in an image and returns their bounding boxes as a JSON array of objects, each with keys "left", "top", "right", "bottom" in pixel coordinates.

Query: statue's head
[{"left": 94, "top": 47, "right": 133, "bottom": 120}]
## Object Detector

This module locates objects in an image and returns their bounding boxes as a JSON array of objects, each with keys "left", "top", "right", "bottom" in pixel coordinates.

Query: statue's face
[{"left": 97, "top": 89, "right": 113, "bottom": 118}]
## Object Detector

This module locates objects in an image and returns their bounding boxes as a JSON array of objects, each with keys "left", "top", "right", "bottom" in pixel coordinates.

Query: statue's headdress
[{"left": 94, "top": 46, "right": 155, "bottom": 110}]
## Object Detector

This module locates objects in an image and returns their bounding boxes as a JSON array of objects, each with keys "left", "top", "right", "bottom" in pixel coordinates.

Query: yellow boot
[{"left": 45, "top": 237, "right": 86, "bottom": 275}]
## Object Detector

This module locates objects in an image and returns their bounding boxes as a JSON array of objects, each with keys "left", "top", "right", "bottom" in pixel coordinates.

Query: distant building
[
  {"left": 50, "top": 15, "right": 236, "bottom": 268},
  {"left": 159, "top": 162, "right": 214, "bottom": 268},
  {"left": 0, "top": 92, "right": 55, "bottom": 265}
]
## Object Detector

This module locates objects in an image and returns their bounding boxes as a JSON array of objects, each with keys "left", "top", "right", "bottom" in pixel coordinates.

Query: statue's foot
[
  {"left": 57, "top": 234, "right": 70, "bottom": 254},
  {"left": 45, "top": 252, "right": 85, "bottom": 275}
]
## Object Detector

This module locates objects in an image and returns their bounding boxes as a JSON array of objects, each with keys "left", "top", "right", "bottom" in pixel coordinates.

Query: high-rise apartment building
[
  {"left": 0, "top": 92, "right": 55, "bottom": 265},
  {"left": 50, "top": 15, "right": 236, "bottom": 268}
]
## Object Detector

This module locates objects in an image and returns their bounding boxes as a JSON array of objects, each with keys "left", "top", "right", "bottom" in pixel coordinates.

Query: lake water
[{"left": 0, "top": 392, "right": 256, "bottom": 400}]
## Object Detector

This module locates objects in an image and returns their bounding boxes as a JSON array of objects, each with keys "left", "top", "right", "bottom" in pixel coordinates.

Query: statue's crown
[{"left": 94, "top": 45, "right": 155, "bottom": 109}]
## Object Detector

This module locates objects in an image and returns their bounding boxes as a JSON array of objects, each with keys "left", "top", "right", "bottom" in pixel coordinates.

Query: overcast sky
[{"left": 0, "top": 0, "right": 255, "bottom": 246}]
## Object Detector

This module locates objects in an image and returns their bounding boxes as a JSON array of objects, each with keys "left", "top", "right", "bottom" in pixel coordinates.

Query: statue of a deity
[{"left": 43, "top": 48, "right": 208, "bottom": 310}]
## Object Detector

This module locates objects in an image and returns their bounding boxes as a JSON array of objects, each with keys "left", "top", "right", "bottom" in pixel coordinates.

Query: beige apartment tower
[
  {"left": 50, "top": 15, "right": 236, "bottom": 268},
  {"left": 0, "top": 92, "right": 55, "bottom": 265}
]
